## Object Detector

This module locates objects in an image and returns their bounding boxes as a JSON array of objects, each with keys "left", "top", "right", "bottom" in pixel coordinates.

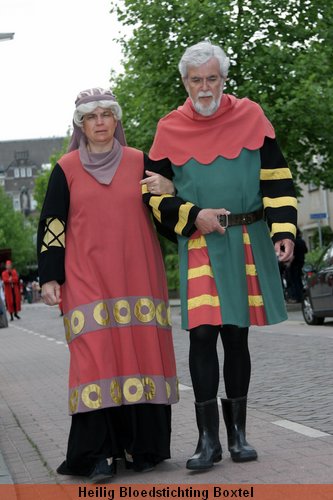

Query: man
[
  {"left": 142, "top": 40, "right": 297, "bottom": 471},
  {"left": 1, "top": 260, "right": 21, "bottom": 321},
  {"left": 286, "top": 227, "right": 308, "bottom": 303}
]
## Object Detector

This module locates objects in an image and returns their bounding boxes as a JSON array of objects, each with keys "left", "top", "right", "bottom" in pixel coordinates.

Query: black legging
[{"left": 189, "top": 324, "right": 251, "bottom": 402}]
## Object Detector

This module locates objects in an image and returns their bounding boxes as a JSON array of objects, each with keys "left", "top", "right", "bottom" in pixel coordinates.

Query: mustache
[{"left": 197, "top": 91, "right": 214, "bottom": 97}]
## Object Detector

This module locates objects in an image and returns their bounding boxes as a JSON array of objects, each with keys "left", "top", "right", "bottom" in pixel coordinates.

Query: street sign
[{"left": 310, "top": 213, "right": 327, "bottom": 219}]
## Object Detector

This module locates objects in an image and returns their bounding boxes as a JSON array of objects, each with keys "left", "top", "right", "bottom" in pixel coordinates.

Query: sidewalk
[{"left": 0, "top": 302, "right": 332, "bottom": 486}]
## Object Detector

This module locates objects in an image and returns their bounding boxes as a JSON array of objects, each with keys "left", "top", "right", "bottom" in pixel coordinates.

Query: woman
[
  {"left": 1, "top": 260, "right": 21, "bottom": 320},
  {"left": 37, "top": 88, "right": 178, "bottom": 481}
]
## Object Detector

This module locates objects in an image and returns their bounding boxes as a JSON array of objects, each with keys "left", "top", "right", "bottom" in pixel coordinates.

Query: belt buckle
[{"left": 218, "top": 213, "right": 229, "bottom": 229}]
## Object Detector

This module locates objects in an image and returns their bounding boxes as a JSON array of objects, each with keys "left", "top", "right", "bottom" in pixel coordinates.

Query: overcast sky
[{"left": 0, "top": 0, "right": 126, "bottom": 141}]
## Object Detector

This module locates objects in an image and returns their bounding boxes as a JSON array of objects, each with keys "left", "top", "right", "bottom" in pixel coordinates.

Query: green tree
[
  {"left": 110, "top": 0, "right": 333, "bottom": 188},
  {"left": 0, "top": 187, "right": 35, "bottom": 273},
  {"left": 34, "top": 134, "right": 70, "bottom": 212}
]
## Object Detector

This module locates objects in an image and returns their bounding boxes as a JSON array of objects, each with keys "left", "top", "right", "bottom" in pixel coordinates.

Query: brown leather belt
[{"left": 218, "top": 208, "right": 263, "bottom": 228}]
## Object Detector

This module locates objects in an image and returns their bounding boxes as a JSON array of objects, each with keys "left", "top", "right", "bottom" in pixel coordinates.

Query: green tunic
[{"left": 173, "top": 150, "right": 287, "bottom": 329}]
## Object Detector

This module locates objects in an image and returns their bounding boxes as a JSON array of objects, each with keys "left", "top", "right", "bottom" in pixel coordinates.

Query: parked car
[{"left": 302, "top": 241, "right": 333, "bottom": 325}]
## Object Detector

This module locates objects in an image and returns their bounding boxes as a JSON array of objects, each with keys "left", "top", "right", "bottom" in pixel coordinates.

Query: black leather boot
[
  {"left": 186, "top": 398, "right": 222, "bottom": 470},
  {"left": 221, "top": 396, "right": 257, "bottom": 462}
]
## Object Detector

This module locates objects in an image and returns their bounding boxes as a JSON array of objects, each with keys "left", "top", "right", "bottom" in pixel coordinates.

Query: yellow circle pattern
[
  {"left": 156, "top": 302, "right": 168, "bottom": 327},
  {"left": 113, "top": 299, "right": 131, "bottom": 324},
  {"left": 110, "top": 379, "right": 122, "bottom": 404},
  {"left": 71, "top": 310, "right": 85, "bottom": 335},
  {"left": 69, "top": 389, "right": 79, "bottom": 413},
  {"left": 81, "top": 384, "right": 102, "bottom": 409},
  {"left": 123, "top": 378, "right": 144, "bottom": 402},
  {"left": 93, "top": 301, "right": 110, "bottom": 326},
  {"left": 134, "top": 298, "right": 155, "bottom": 323},
  {"left": 142, "top": 376, "right": 156, "bottom": 401},
  {"left": 64, "top": 316, "right": 71, "bottom": 343}
]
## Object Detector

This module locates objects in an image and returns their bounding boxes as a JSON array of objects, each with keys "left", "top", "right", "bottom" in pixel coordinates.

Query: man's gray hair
[
  {"left": 73, "top": 100, "right": 122, "bottom": 128},
  {"left": 178, "top": 40, "right": 230, "bottom": 79}
]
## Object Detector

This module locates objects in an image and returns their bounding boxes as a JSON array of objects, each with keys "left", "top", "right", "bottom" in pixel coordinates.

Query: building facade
[
  {"left": 0, "top": 137, "right": 65, "bottom": 215},
  {"left": 297, "top": 183, "right": 332, "bottom": 250}
]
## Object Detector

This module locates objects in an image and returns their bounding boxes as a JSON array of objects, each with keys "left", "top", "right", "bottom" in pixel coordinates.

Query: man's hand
[
  {"left": 274, "top": 239, "right": 295, "bottom": 263},
  {"left": 41, "top": 280, "right": 61, "bottom": 306},
  {"left": 195, "top": 208, "right": 230, "bottom": 235},
  {"left": 140, "top": 170, "right": 175, "bottom": 195}
]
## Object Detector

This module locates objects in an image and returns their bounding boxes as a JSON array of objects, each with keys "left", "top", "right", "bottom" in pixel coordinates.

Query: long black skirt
[{"left": 59, "top": 403, "right": 172, "bottom": 476}]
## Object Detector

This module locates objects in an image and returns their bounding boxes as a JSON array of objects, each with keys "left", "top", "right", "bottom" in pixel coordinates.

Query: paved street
[
  {"left": 0, "top": 301, "right": 332, "bottom": 486},
  {"left": 172, "top": 305, "right": 333, "bottom": 436}
]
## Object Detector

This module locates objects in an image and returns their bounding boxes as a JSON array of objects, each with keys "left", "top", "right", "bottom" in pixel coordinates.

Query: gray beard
[{"left": 192, "top": 91, "right": 223, "bottom": 116}]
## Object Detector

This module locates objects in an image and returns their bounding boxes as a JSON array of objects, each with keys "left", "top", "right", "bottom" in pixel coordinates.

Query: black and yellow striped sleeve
[
  {"left": 260, "top": 137, "right": 297, "bottom": 243},
  {"left": 37, "top": 164, "right": 70, "bottom": 286},
  {"left": 142, "top": 156, "right": 201, "bottom": 241}
]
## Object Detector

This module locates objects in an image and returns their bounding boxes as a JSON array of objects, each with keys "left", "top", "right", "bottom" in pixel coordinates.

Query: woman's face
[{"left": 82, "top": 106, "right": 117, "bottom": 150}]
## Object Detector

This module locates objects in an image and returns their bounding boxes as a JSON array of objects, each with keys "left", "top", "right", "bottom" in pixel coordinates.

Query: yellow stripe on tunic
[
  {"left": 188, "top": 265, "right": 214, "bottom": 280},
  {"left": 263, "top": 196, "right": 297, "bottom": 209},
  {"left": 188, "top": 294, "right": 220, "bottom": 310},
  {"left": 246, "top": 264, "right": 257, "bottom": 276},
  {"left": 148, "top": 194, "right": 173, "bottom": 222},
  {"left": 188, "top": 235, "right": 207, "bottom": 249},
  {"left": 175, "top": 202, "right": 195, "bottom": 234},
  {"left": 260, "top": 168, "right": 292, "bottom": 180},
  {"left": 248, "top": 295, "right": 264, "bottom": 307},
  {"left": 271, "top": 222, "right": 297, "bottom": 238},
  {"left": 243, "top": 232, "right": 251, "bottom": 245}
]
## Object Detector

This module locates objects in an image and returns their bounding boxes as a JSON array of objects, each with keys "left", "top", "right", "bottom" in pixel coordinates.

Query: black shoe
[
  {"left": 125, "top": 455, "right": 155, "bottom": 473},
  {"left": 56, "top": 460, "right": 87, "bottom": 476},
  {"left": 88, "top": 459, "right": 115, "bottom": 482},
  {"left": 14, "top": 313, "right": 20, "bottom": 319},
  {"left": 56, "top": 460, "right": 74, "bottom": 475},
  {"left": 133, "top": 460, "right": 155, "bottom": 473}
]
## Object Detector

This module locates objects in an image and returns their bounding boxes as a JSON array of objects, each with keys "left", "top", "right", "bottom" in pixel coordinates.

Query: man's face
[{"left": 184, "top": 57, "right": 224, "bottom": 116}]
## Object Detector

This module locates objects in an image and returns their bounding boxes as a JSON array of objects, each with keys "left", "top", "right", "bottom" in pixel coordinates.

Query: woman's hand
[
  {"left": 140, "top": 170, "right": 175, "bottom": 195},
  {"left": 41, "top": 280, "right": 61, "bottom": 306}
]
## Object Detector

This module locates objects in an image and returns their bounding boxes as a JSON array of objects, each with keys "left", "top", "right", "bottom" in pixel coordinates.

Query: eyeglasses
[
  {"left": 83, "top": 110, "right": 114, "bottom": 122},
  {"left": 188, "top": 75, "right": 222, "bottom": 86}
]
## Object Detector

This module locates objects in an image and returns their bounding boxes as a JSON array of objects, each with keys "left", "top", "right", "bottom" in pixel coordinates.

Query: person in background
[
  {"left": 37, "top": 87, "right": 178, "bottom": 481},
  {"left": 1, "top": 260, "right": 21, "bottom": 321},
  {"left": 286, "top": 227, "right": 308, "bottom": 303},
  {"left": 142, "top": 40, "right": 297, "bottom": 471}
]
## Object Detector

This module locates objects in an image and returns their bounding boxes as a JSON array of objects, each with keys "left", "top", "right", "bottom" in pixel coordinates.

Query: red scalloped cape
[{"left": 149, "top": 94, "right": 275, "bottom": 165}]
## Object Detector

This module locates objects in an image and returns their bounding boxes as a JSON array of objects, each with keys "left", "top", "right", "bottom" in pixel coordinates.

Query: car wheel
[{"left": 301, "top": 294, "right": 325, "bottom": 325}]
